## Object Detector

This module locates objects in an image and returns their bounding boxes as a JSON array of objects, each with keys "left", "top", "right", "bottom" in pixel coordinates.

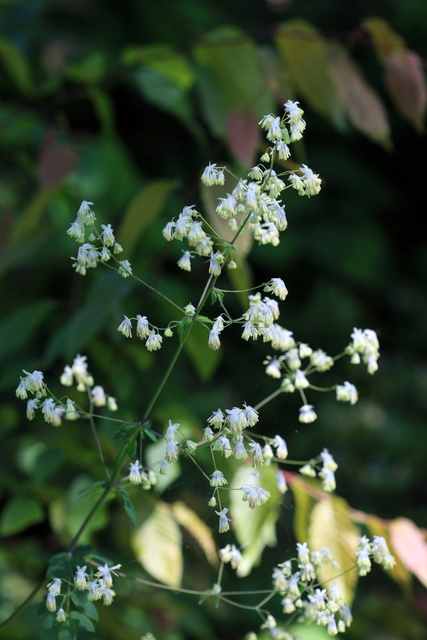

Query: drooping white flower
[
  {"left": 129, "top": 460, "right": 143, "bottom": 485},
  {"left": 101, "top": 223, "right": 115, "bottom": 247},
  {"left": 136, "top": 315, "right": 150, "bottom": 339},
  {"left": 178, "top": 250, "right": 192, "bottom": 272},
  {"left": 299, "top": 404, "right": 317, "bottom": 424},
  {"left": 273, "top": 435, "right": 288, "bottom": 460},
  {"left": 95, "top": 563, "right": 121, "bottom": 589},
  {"left": 91, "top": 386, "right": 106, "bottom": 407},
  {"left": 117, "top": 316, "right": 132, "bottom": 338},
  {"left": 294, "top": 369, "right": 309, "bottom": 390},
  {"left": 215, "top": 508, "right": 230, "bottom": 533},
  {"left": 210, "top": 470, "right": 227, "bottom": 487},
  {"left": 75, "top": 565, "right": 89, "bottom": 590},
  {"left": 145, "top": 330, "right": 163, "bottom": 351}
]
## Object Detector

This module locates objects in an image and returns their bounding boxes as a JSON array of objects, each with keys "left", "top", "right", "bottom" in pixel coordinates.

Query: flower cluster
[
  {"left": 16, "top": 355, "right": 117, "bottom": 427},
  {"left": 45, "top": 562, "right": 122, "bottom": 620},
  {"left": 355, "top": 535, "right": 396, "bottom": 576},
  {"left": 67, "top": 201, "right": 131, "bottom": 278},
  {"left": 347, "top": 328, "right": 380, "bottom": 374},
  {"left": 117, "top": 315, "right": 165, "bottom": 351}
]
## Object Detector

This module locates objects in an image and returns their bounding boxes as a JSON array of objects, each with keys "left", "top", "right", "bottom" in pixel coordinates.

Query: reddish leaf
[
  {"left": 389, "top": 517, "right": 427, "bottom": 587},
  {"left": 327, "top": 43, "right": 391, "bottom": 147},
  {"left": 226, "top": 108, "right": 260, "bottom": 166},
  {"left": 38, "top": 130, "right": 78, "bottom": 188},
  {"left": 385, "top": 50, "right": 427, "bottom": 131}
]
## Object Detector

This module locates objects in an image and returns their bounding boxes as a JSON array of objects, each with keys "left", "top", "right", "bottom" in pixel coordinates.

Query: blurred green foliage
[{"left": 1, "top": 1, "right": 427, "bottom": 639}]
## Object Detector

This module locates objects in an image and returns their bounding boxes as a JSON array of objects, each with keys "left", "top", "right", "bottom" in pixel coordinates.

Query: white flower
[
  {"left": 248, "top": 442, "right": 264, "bottom": 466},
  {"left": 264, "top": 278, "right": 288, "bottom": 301},
  {"left": 300, "top": 464, "right": 316, "bottom": 477},
  {"left": 207, "top": 409, "right": 224, "bottom": 429},
  {"left": 56, "top": 608, "right": 66, "bottom": 623},
  {"left": 158, "top": 459, "right": 169, "bottom": 475},
  {"left": 26, "top": 398, "right": 39, "bottom": 420},
  {"left": 310, "top": 349, "right": 333, "bottom": 371},
  {"left": 136, "top": 315, "right": 150, "bottom": 339},
  {"left": 75, "top": 565, "right": 89, "bottom": 590},
  {"left": 145, "top": 330, "right": 163, "bottom": 351},
  {"left": 118, "top": 260, "right": 132, "bottom": 277},
  {"left": 284, "top": 100, "right": 304, "bottom": 124},
  {"left": 327, "top": 614, "right": 338, "bottom": 636},
  {"left": 46, "top": 592, "right": 57, "bottom": 612},
  {"left": 297, "top": 542, "right": 310, "bottom": 564},
  {"left": 320, "top": 468, "right": 336, "bottom": 492},
  {"left": 162, "top": 220, "right": 175, "bottom": 241},
  {"left": 47, "top": 578, "right": 62, "bottom": 596},
  {"left": 273, "top": 435, "right": 288, "bottom": 460},
  {"left": 210, "top": 470, "right": 227, "bottom": 487},
  {"left": 201, "top": 162, "right": 224, "bottom": 186},
  {"left": 165, "top": 440, "right": 179, "bottom": 463},
  {"left": 355, "top": 547, "right": 371, "bottom": 576},
  {"left": 294, "top": 369, "right": 309, "bottom": 389},
  {"left": 91, "top": 385, "right": 106, "bottom": 406},
  {"left": 129, "top": 460, "right": 143, "bottom": 485},
  {"left": 95, "top": 563, "right": 121, "bottom": 588},
  {"left": 275, "top": 471, "right": 288, "bottom": 494},
  {"left": 101, "top": 223, "right": 115, "bottom": 247},
  {"left": 107, "top": 396, "right": 118, "bottom": 411},
  {"left": 41, "top": 398, "right": 56, "bottom": 423},
  {"left": 208, "top": 328, "right": 221, "bottom": 350},
  {"left": 178, "top": 250, "right": 192, "bottom": 271},
  {"left": 77, "top": 201, "right": 94, "bottom": 219},
  {"left": 299, "top": 404, "right": 317, "bottom": 423},
  {"left": 22, "top": 369, "right": 44, "bottom": 394},
  {"left": 65, "top": 399, "right": 79, "bottom": 420},
  {"left": 215, "top": 508, "right": 230, "bottom": 533},
  {"left": 87, "top": 579, "right": 103, "bottom": 601},
  {"left": 209, "top": 251, "right": 223, "bottom": 276},
  {"left": 60, "top": 365, "right": 73, "bottom": 387},
  {"left": 165, "top": 420, "right": 180, "bottom": 441},
  {"left": 118, "top": 316, "right": 132, "bottom": 338},
  {"left": 336, "top": 381, "right": 358, "bottom": 404},
  {"left": 265, "top": 356, "right": 282, "bottom": 378}
]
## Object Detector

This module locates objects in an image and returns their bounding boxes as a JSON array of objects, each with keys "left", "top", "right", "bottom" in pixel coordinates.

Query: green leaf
[
  {"left": 127, "top": 439, "right": 137, "bottom": 460},
  {"left": 122, "top": 44, "right": 195, "bottom": 89},
  {"left": 8, "top": 186, "right": 58, "bottom": 246},
  {"left": 275, "top": 20, "right": 344, "bottom": 126},
  {"left": 183, "top": 319, "right": 221, "bottom": 383},
  {"left": 0, "top": 496, "right": 44, "bottom": 536},
  {"left": 132, "top": 501, "right": 183, "bottom": 587},
  {"left": 230, "top": 464, "right": 280, "bottom": 577},
  {"left": 69, "top": 611, "right": 95, "bottom": 632},
  {"left": 71, "top": 590, "right": 99, "bottom": 621},
  {"left": 0, "top": 299, "right": 55, "bottom": 360},
  {"left": 194, "top": 26, "right": 272, "bottom": 130},
  {"left": 65, "top": 52, "right": 106, "bottom": 84},
  {"left": 0, "top": 36, "right": 34, "bottom": 96},
  {"left": 308, "top": 495, "right": 360, "bottom": 605},
  {"left": 58, "top": 622, "right": 78, "bottom": 640},
  {"left": 46, "top": 552, "right": 73, "bottom": 580},
  {"left": 117, "top": 487, "right": 137, "bottom": 527},
  {"left": 117, "top": 180, "right": 173, "bottom": 258}
]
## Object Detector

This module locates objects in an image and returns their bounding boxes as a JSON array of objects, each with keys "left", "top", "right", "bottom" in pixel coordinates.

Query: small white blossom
[
  {"left": 336, "top": 381, "right": 358, "bottom": 404},
  {"left": 145, "top": 330, "right": 163, "bottom": 351},
  {"left": 26, "top": 398, "right": 39, "bottom": 420},
  {"left": 294, "top": 369, "right": 309, "bottom": 390},
  {"left": 215, "top": 508, "right": 230, "bottom": 533},
  {"left": 95, "top": 563, "right": 121, "bottom": 589},
  {"left": 201, "top": 162, "right": 225, "bottom": 186},
  {"left": 117, "top": 316, "right": 132, "bottom": 338},
  {"left": 75, "top": 565, "right": 89, "bottom": 590},
  {"left": 41, "top": 398, "right": 56, "bottom": 424},
  {"left": 129, "top": 460, "right": 143, "bottom": 485},
  {"left": 136, "top": 315, "right": 150, "bottom": 339},
  {"left": 210, "top": 470, "right": 227, "bottom": 487},
  {"left": 91, "top": 385, "right": 106, "bottom": 406},
  {"left": 101, "top": 224, "right": 115, "bottom": 247},
  {"left": 299, "top": 404, "right": 317, "bottom": 423},
  {"left": 273, "top": 435, "right": 288, "bottom": 460},
  {"left": 178, "top": 250, "right": 192, "bottom": 271}
]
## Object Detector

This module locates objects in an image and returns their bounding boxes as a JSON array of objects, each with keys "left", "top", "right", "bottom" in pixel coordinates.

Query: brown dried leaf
[
  {"left": 389, "top": 518, "right": 427, "bottom": 587},
  {"left": 385, "top": 50, "right": 427, "bottom": 131},
  {"left": 327, "top": 43, "right": 391, "bottom": 147}
]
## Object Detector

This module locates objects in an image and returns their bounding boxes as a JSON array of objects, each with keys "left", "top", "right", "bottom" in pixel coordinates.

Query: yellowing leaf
[
  {"left": 132, "top": 502, "right": 182, "bottom": 587},
  {"left": 389, "top": 518, "right": 427, "bottom": 587},
  {"left": 327, "top": 43, "right": 391, "bottom": 148},
  {"left": 289, "top": 474, "right": 317, "bottom": 543},
  {"left": 172, "top": 501, "right": 218, "bottom": 566},
  {"left": 363, "top": 17, "right": 406, "bottom": 63},
  {"left": 308, "top": 496, "right": 360, "bottom": 604},
  {"left": 275, "top": 20, "right": 343, "bottom": 126},
  {"left": 118, "top": 180, "right": 173, "bottom": 258},
  {"left": 367, "top": 518, "right": 411, "bottom": 591},
  {"left": 230, "top": 464, "right": 280, "bottom": 577},
  {"left": 385, "top": 50, "right": 427, "bottom": 132}
]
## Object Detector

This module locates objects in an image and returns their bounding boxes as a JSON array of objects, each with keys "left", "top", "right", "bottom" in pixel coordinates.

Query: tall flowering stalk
[{"left": 12, "top": 101, "right": 392, "bottom": 639}]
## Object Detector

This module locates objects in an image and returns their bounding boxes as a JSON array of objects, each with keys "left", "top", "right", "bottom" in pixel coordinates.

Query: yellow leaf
[
  {"left": 172, "top": 501, "right": 218, "bottom": 566},
  {"left": 289, "top": 474, "right": 317, "bottom": 544},
  {"left": 230, "top": 464, "right": 280, "bottom": 577},
  {"left": 363, "top": 17, "right": 405, "bottom": 63},
  {"left": 308, "top": 496, "right": 360, "bottom": 604},
  {"left": 275, "top": 20, "right": 343, "bottom": 126},
  {"left": 132, "top": 502, "right": 182, "bottom": 587}
]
